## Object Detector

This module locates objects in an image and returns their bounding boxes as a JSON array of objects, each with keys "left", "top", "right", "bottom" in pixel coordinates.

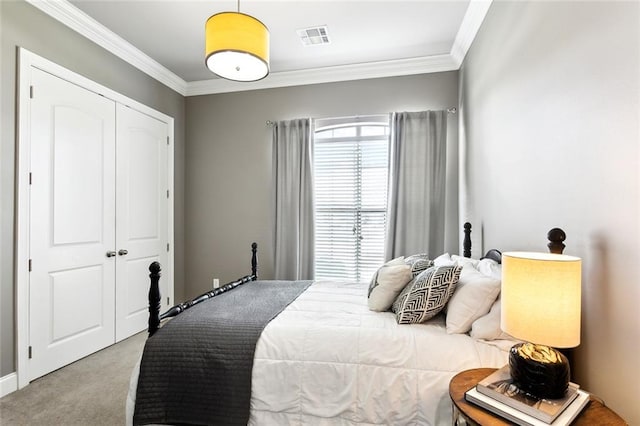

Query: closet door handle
[
  {"left": 118, "top": 249, "right": 129, "bottom": 256},
  {"left": 106, "top": 251, "right": 117, "bottom": 258}
]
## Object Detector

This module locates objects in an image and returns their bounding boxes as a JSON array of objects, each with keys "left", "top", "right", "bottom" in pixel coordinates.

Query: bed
[{"left": 126, "top": 224, "right": 568, "bottom": 426}]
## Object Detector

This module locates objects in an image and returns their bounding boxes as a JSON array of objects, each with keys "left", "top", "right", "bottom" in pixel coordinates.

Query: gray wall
[
  {"left": 460, "top": 1, "right": 639, "bottom": 423},
  {"left": 0, "top": 0, "right": 186, "bottom": 376},
  {"left": 184, "top": 72, "right": 460, "bottom": 297}
]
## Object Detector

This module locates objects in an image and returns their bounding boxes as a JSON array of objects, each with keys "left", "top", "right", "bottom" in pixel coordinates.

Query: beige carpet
[{"left": 0, "top": 331, "right": 147, "bottom": 426}]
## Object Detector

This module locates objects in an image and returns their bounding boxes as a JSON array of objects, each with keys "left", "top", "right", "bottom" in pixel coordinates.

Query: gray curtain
[
  {"left": 273, "top": 119, "right": 315, "bottom": 280},
  {"left": 385, "top": 110, "right": 447, "bottom": 259}
]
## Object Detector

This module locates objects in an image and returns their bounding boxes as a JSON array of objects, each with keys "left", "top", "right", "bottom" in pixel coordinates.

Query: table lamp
[{"left": 501, "top": 252, "right": 582, "bottom": 399}]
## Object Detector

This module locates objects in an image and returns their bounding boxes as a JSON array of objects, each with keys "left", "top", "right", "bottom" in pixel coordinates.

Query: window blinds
[{"left": 314, "top": 121, "right": 389, "bottom": 282}]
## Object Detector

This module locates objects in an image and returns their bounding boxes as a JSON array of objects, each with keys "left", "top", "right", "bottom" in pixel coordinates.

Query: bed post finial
[
  {"left": 547, "top": 228, "right": 566, "bottom": 254},
  {"left": 251, "top": 242, "right": 258, "bottom": 280},
  {"left": 148, "top": 261, "right": 162, "bottom": 336},
  {"left": 463, "top": 222, "right": 472, "bottom": 258}
]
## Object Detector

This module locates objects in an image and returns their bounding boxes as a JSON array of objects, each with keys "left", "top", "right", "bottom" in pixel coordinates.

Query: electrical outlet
[{"left": 213, "top": 278, "right": 220, "bottom": 289}]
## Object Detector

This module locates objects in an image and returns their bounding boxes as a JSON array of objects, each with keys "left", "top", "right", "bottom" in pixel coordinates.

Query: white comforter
[{"left": 128, "top": 280, "right": 514, "bottom": 426}]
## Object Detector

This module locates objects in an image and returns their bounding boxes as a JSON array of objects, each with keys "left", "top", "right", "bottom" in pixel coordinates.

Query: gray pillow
[{"left": 392, "top": 265, "right": 462, "bottom": 324}]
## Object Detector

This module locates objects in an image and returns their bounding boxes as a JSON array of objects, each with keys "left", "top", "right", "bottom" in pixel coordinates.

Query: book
[
  {"left": 466, "top": 386, "right": 590, "bottom": 426},
  {"left": 476, "top": 365, "right": 579, "bottom": 423}
]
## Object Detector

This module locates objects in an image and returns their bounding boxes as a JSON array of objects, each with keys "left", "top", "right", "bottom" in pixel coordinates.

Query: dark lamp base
[{"left": 509, "top": 342, "right": 570, "bottom": 399}]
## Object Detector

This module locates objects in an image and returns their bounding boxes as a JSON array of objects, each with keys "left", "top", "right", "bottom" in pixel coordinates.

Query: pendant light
[{"left": 205, "top": 0, "right": 270, "bottom": 82}]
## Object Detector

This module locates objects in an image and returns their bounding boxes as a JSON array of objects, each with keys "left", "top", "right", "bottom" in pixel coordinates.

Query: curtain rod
[{"left": 266, "top": 108, "right": 457, "bottom": 126}]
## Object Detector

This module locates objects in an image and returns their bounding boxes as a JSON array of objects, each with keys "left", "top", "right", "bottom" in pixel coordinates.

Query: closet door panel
[
  {"left": 29, "top": 68, "right": 116, "bottom": 380},
  {"left": 115, "top": 104, "right": 169, "bottom": 341}
]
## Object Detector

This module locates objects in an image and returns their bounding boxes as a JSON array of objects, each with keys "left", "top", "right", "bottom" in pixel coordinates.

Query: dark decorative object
[
  {"left": 463, "top": 222, "right": 472, "bottom": 258},
  {"left": 547, "top": 227, "right": 566, "bottom": 254},
  {"left": 509, "top": 342, "right": 570, "bottom": 399},
  {"left": 251, "top": 242, "right": 258, "bottom": 278},
  {"left": 148, "top": 262, "right": 161, "bottom": 337}
]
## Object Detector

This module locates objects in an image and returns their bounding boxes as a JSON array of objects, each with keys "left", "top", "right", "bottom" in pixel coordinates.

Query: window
[{"left": 314, "top": 116, "right": 390, "bottom": 281}]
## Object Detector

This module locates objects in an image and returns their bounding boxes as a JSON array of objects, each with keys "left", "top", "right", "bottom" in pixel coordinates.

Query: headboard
[{"left": 461, "top": 222, "right": 567, "bottom": 264}]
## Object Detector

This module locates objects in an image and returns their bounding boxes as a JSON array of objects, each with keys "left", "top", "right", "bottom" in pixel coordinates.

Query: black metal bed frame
[
  {"left": 147, "top": 243, "right": 258, "bottom": 336},
  {"left": 147, "top": 223, "right": 566, "bottom": 336}
]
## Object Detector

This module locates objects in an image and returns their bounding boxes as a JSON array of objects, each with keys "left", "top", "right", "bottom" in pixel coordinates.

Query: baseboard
[{"left": 0, "top": 372, "right": 18, "bottom": 398}]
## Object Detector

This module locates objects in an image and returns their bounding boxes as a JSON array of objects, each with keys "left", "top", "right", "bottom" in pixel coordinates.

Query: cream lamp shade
[
  {"left": 501, "top": 252, "right": 582, "bottom": 348},
  {"left": 205, "top": 12, "right": 270, "bottom": 82}
]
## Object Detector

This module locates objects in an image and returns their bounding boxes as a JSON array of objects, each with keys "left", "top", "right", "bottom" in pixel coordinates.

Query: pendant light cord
[{"left": 237, "top": 0, "right": 240, "bottom": 13}]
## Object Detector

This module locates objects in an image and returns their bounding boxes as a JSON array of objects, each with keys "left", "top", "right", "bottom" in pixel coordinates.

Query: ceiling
[{"left": 30, "top": 0, "right": 492, "bottom": 95}]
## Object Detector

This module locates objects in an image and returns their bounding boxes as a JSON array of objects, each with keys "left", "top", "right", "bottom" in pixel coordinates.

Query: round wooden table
[{"left": 449, "top": 368, "right": 627, "bottom": 425}]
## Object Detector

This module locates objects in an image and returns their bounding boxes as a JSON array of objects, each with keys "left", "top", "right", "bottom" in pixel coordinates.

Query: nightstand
[{"left": 449, "top": 368, "right": 627, "bottom": 426}]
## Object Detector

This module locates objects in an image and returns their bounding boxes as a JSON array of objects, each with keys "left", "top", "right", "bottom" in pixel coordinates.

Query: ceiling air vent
[{"left": 297, "top": 26, "right": 330, "bottom": 46}]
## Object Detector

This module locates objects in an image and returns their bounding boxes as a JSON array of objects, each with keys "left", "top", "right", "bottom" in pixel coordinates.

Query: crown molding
[
  {"left": 25, "top": 0, "right": 188, "bottom": 95},
  {"left": 28, "top": 0, "right": 492, "bottom": 97},
  {"left": 186, "top": 54, "right": 458, "bottom": 96},
  {"left": 450, "top": 0, "right": 493, "bottom": 67}
]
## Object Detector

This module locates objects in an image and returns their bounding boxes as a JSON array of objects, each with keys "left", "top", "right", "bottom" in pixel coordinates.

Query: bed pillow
[
  {"left": 433, "top": 252, "right": 456, "bottom": 267},
  {"left": 367, "top": 257, "right": 413, "bottom": 312},
  {"left": 477, "top": 257, "right": 502, "bottom": 281},
  {"left": 451, "top": 255, "right": 480, "bottom": 268},
  {"left": 470, "top": 297, "right": 514, "bottom": 341},
  {"left": 391, "top": 265, "right": 462, "bottom": 324},
  {"left": 445, "top": 264, "right": 501, "bottom": 334},
  {"left": 404, "top": 254, "right": 434, "bottom": 277}
]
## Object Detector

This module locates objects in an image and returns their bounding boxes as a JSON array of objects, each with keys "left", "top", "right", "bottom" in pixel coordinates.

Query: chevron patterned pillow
[
  {"left": 404, "top": 254, "right": 435, "bottom": 277},
  {"left": 392, "top": 265, "right": 463, "bottom": 324}
]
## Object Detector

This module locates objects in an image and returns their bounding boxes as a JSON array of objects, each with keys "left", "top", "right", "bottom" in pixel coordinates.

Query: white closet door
[
  {"left": 29, "top": 69, "right": 116, "bottom": 380},
  {"left": 115, "top": 104, "right": 169, "bottom": 341}
]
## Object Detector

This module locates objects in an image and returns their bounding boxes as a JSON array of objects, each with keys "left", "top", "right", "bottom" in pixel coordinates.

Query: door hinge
[
  {"left": 28, "top": 259, "right": 32, "bottom": 272},
  {"left": 166, "top": 190, "right": 170, "bottom": 198},
  {"left": 167, "top": 297, "right": 170, "bottom": 305},
  {"left": 166, "top": 243, "right": 170, "bottom": 252},
  {"left": 30, "top": 85, "right": 34, "bottom": 99},
  {"left": 29, "top": 172, "right": 32, "bottom": 185},
  {"left": 28, "top": 346, "right": 32, "bottom": 359},
  {"left": 166, "top": 136, "right": 170, "bottom": 146}
]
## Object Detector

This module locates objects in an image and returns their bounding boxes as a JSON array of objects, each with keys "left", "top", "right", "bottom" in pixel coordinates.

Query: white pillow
[
  {"left": 367, "top": 257, "right": 413, "bottom": 312},
  {"left": 451, "top": 255, "right": 480, "bottom": 268},
  {"left": 477, "top": 258, "right": 502, "bottom": 281},
  {"left": 445, "top": 264, "right": 501, "bottom": 334},
  {"left": 433, "top": 252, "right": 455, "bottom": 267},
  {"left": 392, "top": 265, "right": 462, "bottom": 324},
  {"left": 470, "top": 297, "right": 514, "bottom": 341}
]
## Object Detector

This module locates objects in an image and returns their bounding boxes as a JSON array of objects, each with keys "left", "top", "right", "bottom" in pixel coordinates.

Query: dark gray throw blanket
[{"left": 133, "top": 280, "right": 312, "bottom": 426}]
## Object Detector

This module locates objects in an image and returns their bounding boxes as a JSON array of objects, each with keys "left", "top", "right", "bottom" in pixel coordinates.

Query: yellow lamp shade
[
  {"left": 501, "top": 252, "right": 581, "bottom": 348},
  {"left": 205, "top": 12, "right": 270, "bottom": 82}
]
